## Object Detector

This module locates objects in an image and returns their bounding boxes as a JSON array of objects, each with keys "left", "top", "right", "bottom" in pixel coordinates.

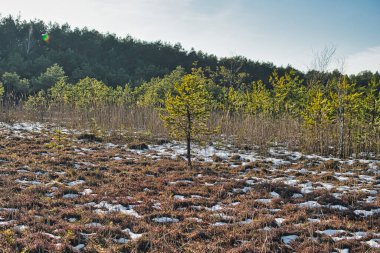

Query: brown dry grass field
[{"left": 0, "top": 123, "right": 379, "bottom": 253}]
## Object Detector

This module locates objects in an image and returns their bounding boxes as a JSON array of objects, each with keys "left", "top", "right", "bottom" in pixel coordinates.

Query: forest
[{"left": 0, "top": 15, "right": 285, "bottom": 89}]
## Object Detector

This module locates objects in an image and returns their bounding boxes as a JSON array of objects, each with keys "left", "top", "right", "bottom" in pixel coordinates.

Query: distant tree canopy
[
  {"left": 0, "top": 15, "right": 297, "bottom": 91},
  {"left": 1, "top": 15, "right": 379, "bottom": 99}
]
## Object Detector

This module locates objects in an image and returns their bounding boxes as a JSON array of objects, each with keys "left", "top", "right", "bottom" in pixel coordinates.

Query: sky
[{"left": 1, "top": 0, "right": 379, "bottom": 74}]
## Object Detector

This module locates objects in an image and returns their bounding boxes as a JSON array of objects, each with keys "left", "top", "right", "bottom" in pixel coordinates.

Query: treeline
[
  {"left": 3, "top": 64, "right": 376, "bottom": 158},
  {"left": 1, "top": 15, "right": 379, "bottom": 96},
  {"left": 0, "top": 15, "right": 287, "bottom": 89}
]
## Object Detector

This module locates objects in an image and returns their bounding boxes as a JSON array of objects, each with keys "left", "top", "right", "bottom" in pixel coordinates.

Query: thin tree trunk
[
  {"left": 338, "top": 106, "right": 345, "bottom": 158},
  {"left": 187, "top": 131, "right": 191, "bottom": 168},
  {"left": 186, "top": 107, "right": 192, "bottom": 168},
  {"left": 338, "top": 83, "right": 345, "bottom": 158}
]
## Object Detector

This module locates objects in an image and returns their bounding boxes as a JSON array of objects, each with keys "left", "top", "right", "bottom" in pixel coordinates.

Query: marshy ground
[{"left": 0, "top": 123, "right": 379, "bottom": 252}]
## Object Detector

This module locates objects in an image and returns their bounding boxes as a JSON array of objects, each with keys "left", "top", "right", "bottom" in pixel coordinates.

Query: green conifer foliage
[{"left": 161, "top": 68, "right": 210, "bottom": 168}]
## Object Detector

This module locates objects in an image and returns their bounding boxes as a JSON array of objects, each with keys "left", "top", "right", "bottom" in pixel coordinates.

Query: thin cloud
[{"left": 346, "top": 46, "right": 380, "bottom": 74}]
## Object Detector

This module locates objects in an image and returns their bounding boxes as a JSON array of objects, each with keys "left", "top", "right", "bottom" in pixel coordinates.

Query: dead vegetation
[{"left": 0, "top": 124, "right": 379, "bottom": 253}]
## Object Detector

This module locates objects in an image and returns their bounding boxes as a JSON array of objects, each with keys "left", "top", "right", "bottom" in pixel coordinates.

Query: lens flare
[{"left": 42, "top": 33, "right": 50, "bottom": 43}]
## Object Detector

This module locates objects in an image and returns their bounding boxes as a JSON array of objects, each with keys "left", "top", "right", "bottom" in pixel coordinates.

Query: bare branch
[{"left": 309, "top": 45, "right": 337, "bottom": 72}]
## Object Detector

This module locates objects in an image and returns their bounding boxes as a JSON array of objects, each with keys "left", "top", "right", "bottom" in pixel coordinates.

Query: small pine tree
[
  {"left": 362, "top": 76, "right": 379, "bottom": 125},
  {"left": 246, "top": 80, "right": 272, "bottom": 115},
  {"left": 161, "top": 68, "right": 210, "bottom": 168},
  {"left": 303, "top": 88, "right": 332, "bottom": 126},
  {"left": 330, "top": 76, "right": 362, "bottom": 157},
  {"left": 73, "top": 77, "right": 110, "bottom": 109},
  {"left": 302, "top": 87, "right": 333, "bottom": 153},
  {"left": 226, "top": 86, "right": 246, "bottom": 112},
  {"left": 24, "top": 90, "right": 48, "bottom": 120},
  {"left": 0, "top": 81, "right": 4, "bottom": 111},
  {"left": 270, "top": 69, "right": 306, "bottom": 116},
  {"left": 0, "top": 82, "right": 4, "bottom": 98}
]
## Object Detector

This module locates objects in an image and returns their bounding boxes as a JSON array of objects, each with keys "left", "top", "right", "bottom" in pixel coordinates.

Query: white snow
[
  {"left": 105, "top": 143, "right": 116, "bottom": 149},
  {"left": 0, "top": 208, "right": 19, "bottom": 212},
  {"left": 1, "top": 122, "right": 44, "bottom": 132},
  {"left": 85, "top": 222, "right": 103, "bottom": 228},
  {"left": 74, "top": 244, "right": 85, "bottom": 250},
  {"left": 332, "top": 231, "right": 368, "bottom": 241},
  {"left": 63, "top": 193, "right": 79, "bottom": 199},
  {"left": 299, "top": 182, "right": 314, "bottom": 194},
  {"left": 0, "top": 220, "right": 16, "bottom": 226},
  {"left": 366, "top": 239, "right": 380, "bottom": 248},
  {"left": 328, "top": 205, "right": 349, "bottom": 211},
  {"left": 364, "top": 196, "right": 376, "bottom": 203},
  {"left": 275, "top": 218, "right": 285, "bottom": 226},
  {"left": 169, "top": 180, "right": 193, "bottom": 185},
  {"left": 319, "top": 183, "right": 335, "bottom": 190},
  {"left": 281, "top": 235, "right": 298, "bottom": 245},
  {"left": 14, "top": 225, "right": 28, "bottom": 232},
  {"left": 82, "top": 189, "right": 93, "bottom": 195},
  {"left": 68, "top": 218, "right": 77, "bottom": 222},
  {"left": 206, "top": 204, "right": 223, "bottom": 211},
  {"left": 15, "top": 179, "right": 42, "bottom": 185},
  {"left": 359, "top": 175, "right": 374, "bottom": 181},
  {"left": 354, "top": 209, "right": 380, "bottom": 217},
  {"left": 67, "top": 180, "right": 85, "bottom": 186},
  {"left": 152, "top": 203, "right": 162, "bottom": 210},
  {"left": 212, "top": 213, "right": 234, "bottom": 220},
  {"left": 256, "top": 199, "right": 272, "bottom": 204},
  {"left": 152, "top": 217, "right": 179, "bottom": 223},
  {"left": 292, "top": 193, "right": 303, "bottom": 199},
  {"left": 114, "top": 238, "right": 129, "bottom": 244},
  {"left": 211, "top": 222, "right": 228, "bottom": 226},
  {"left": 174, "top": 195, "right": 185, "bottom": 200},
  {"left": 317, "top": 229, "right": 346, "bottom": 236},
  {"left": 42, "top": 232, "right": 61, "bottom": 240},
  {"left": 270, "top": 192, "right": 280, "bottom": 198},
  {"left": 336, "top": 186, "right": 350, "bottom": 192},
  {"left": 186, "top": 217, "right": 203, "bottom": 223},
  {"left": 298, "top": 201, "right": 322, "bottom": 208},
  {"left": 335, "top": 176, "right": 349, "bottom": 181},
  {"left": 94, "top": 201, "right": 141, "bottom": 218},
  {"left": 336, "top": 249, "right": 349, "bottom": 253}
]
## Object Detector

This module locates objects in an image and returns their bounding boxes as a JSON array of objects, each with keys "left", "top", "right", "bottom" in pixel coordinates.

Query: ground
[{"left": 0, "top": 122, "right": 379, "bottom": 252}]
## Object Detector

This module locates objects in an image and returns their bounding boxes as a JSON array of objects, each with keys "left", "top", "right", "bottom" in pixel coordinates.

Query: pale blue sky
[{"left": 1, "top": 0, "right": 379, "bottom": 74}]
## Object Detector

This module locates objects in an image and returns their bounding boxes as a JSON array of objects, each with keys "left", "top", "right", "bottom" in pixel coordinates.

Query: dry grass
[
  {"left": 2, "top": 104, "right": 379, "bottom": 158},
  {"left": 0, "top": 125, "right": 379, "bottom": 252}
]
